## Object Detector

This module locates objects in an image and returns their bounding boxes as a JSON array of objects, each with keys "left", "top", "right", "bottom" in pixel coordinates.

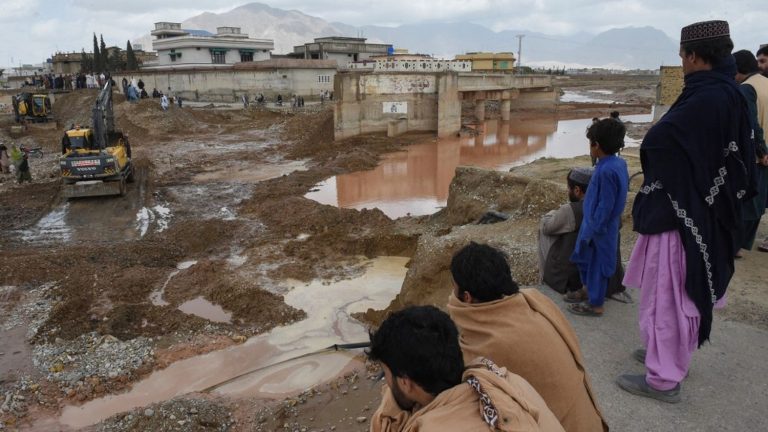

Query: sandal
[
  {"left": 608, "top": 291, "right": 634, "bottom": 304},
  {"left": 564, "top": 290, "right": 587, "bottom": 304},
  {"left": 568, "top": 303, "right": 603, "bottom": 317}
]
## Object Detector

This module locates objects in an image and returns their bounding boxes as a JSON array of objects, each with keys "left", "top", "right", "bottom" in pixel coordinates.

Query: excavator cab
[{"left": 13, "top": 93, "right": 51, "bottom": 123}]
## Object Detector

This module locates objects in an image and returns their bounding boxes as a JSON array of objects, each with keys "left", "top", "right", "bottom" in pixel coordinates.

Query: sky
[{"left": 1, "top": 0, "right": 766, "bottom": 70}]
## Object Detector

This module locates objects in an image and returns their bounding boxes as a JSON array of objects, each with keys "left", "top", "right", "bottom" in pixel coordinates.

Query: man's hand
[{"left": 760, "top": 154, "right": 768, "bottom": 166}]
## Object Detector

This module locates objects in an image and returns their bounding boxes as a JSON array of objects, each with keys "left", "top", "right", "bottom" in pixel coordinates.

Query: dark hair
[
  {"left": 610, "top": 111, "right": 620, "bottom": 119},
  {"left": 567, "top": 171, "right": 590, "bottom": 193},
  {"left": 450, "top": 242, "right": 519, "bottom": 302},
  {"left": 681, "top": 36, "right": 734, "bottom": 66},
  {"left": 368, "top": 306, "right": 464, "bottom": 395},
  {"left": 586, "top": 118, "right": 625, "bottom": 155},
  {"left": 734, "top": 50, "right": 759, "bottom": 74},
  {"left": 756, "top": 45, "right": 768, "bottom": 57}
]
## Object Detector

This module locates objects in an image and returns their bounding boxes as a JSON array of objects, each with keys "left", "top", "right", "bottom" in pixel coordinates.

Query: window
[
  {"left": 317, "top": 75, "right": 331, "bottom": 83},
  {"left": 240, "top": 52, "right": 253, "bottom": 62},
  {"left": 211, "top": 51, "right": 226, "bottom": 64}
]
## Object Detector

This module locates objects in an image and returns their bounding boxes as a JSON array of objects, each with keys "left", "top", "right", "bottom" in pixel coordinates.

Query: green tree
[
  {"left": 92, "top": 33, "right": 101, "bottom": 72},
  {"left": 126, "top": 40, "right": 138, "bottom": 71},
  {"left": 99, "top": 34, "right": 107, "bottom": 71},
  {"left": 80, "top": 48, "right": 93, "bottom": 73},
  {"left": 108, "top": 47, "right": 124, "bottom": 71}
]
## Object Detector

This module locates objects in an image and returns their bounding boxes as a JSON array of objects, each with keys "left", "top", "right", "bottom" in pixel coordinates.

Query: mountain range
[{"left": 135, "top": 2, "right": 681, "bottom": 70}]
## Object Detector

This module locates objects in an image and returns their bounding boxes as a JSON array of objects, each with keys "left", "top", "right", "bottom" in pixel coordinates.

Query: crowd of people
[
  {"left": 22, "top": 71, "right": 112, "bottom": 91},
  {"left": 367, "top": 19, "right": 767, "bottom": 431}
]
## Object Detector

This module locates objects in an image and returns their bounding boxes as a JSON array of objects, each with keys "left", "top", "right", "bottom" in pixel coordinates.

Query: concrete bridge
[{"left": 333, "top": 71, "right": 555, "bottom": 140}]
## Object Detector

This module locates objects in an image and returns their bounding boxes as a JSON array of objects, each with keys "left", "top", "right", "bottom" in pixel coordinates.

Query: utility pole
[{"left": 515, "top": 34, "right": 525, "bottom": 73}]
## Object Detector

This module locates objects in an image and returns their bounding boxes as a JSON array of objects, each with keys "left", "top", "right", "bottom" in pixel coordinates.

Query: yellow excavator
[
  {"left": 12, "top": 92, "right": 52, "bottom": 123},
  {"left": 59, "top": 81, "right": 133, "bottom": 198}
]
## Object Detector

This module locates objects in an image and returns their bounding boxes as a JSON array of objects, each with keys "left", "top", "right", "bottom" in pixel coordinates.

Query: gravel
[{"left": 98, "top": 397, "right": 233, "bottom": 432}]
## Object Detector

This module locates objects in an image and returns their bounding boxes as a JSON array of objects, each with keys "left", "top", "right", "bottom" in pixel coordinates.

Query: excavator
[
  {"left": 12, "top": 92, "right": 52, "bottom": 123},
  {"left": 59, "top": 81, "right": 133, "bottom": 198}
]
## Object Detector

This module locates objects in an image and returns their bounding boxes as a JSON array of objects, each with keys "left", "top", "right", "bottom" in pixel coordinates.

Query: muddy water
[
  {"left": 178, "top": 297, "right": 233, "bottom": 323},
  {"left": 149, "top": 260, "right": 198, "bottom": 306},
  {"left": 55, "top": 256, "right": 408, "bottom": 429},
  {"left": 306, "top": 114, "right": 651, "bottom": 218}
]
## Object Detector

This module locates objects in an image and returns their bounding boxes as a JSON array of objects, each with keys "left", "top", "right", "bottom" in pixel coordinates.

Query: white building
[{"left": 148, "top": 22, "right": 274, "bottom": 69}]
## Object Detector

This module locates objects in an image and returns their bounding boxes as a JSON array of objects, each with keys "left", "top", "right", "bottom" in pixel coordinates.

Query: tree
[
  {"left": 126, "top": 40, "right": 138, "bottom": 71},
  {"left": 100, "top": 34, "right": 107, "bottom": 71},
  {"left": 108, "top": 47, "right": 125, "bottom": 72},
  {"left": 80, "top": 48, "right": 93, "bottom": 73},
  {"left": 92, "top": 33, "right": 101, "bottom": 72}
]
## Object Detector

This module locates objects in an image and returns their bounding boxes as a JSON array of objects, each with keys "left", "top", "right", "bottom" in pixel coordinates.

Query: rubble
[{"left": 97, "top": 397, "right": 234, "bottom": 432}]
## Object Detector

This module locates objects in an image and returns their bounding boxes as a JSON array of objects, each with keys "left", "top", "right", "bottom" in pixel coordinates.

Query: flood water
[
  {"left": 306, "top": 114, "right": 651, "bottom": 218},
  {"left": 54, "top": 256, "right": 408, "bottom": 430}
]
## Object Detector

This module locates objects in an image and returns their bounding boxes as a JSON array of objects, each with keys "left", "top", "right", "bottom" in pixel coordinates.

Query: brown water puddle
[
  {"left": 50, "top": 256, "right": 408, "bottom": 430},
  {"left": 306, "top": 114, "right": 650, "bottom": 218},
  {"left": 178, "top": 297, "right": 233, "bottom": 324}
]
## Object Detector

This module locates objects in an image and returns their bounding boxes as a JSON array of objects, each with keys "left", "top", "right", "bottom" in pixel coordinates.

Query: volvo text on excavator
[{"left": 59, "top": 81, "right": 133, "bottom": 198}]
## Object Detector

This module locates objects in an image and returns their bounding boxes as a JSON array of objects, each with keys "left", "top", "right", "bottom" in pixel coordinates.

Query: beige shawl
[
  {"left": 371, "top": 359, "right": 564, "bottom": 432},
  {"left": 447, "top": 289, "right": 608, "bottom": 432}
]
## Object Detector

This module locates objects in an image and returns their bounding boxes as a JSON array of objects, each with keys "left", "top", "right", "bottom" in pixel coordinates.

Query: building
[
  {"left": 347, "top": 53, "right": 472, "bottom": 73},
  {"left": 148, "top": 22, "right": 273, "bottom": 69},
  {"left": 291, "top": 37, "right": 392, "bottom": 67},
  {"left": 51, "top": 52, "right": 85, "bottom": 75},
  {"left": 455, "top": 52, "right": 516, "bottom": 72}
]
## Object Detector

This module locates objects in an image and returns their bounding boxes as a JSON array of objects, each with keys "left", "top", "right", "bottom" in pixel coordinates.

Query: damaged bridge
[{"left": 333, "top": 71, "right": 556, "bottom": 140}]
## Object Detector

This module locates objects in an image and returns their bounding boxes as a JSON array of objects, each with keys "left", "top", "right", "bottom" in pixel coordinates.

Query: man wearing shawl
[
  {"left": 617, "top": 20, "right": 756, "bottom": 403},
  {"left": 369, "top": 306, "right": 564, "bottom": 432},
  {"left": 449, "top": 242, "right": 607, "bottom": 431}
]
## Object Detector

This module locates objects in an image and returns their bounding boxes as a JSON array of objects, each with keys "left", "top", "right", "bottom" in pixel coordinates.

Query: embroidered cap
[
  {"left": 680, "top": 20, "right": 730, "bottom": 44},
  {"left": 568, "top": 167, "right": 594, "bottom": 186}
]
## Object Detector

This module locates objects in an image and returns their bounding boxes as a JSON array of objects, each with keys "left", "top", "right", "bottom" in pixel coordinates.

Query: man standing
[
  {"left": 369, "top": 306, "right": 564, "bottom": 431},
  {"left": 568, "top": 119, "right": 629, "bottom": 317},
  {"left": 449, "top": 242, "right": 607, "bottom": 431},
  {"left": 617, "top": 20, "right": 755, "bottom": 403},
  {"left": 733, "top": 50, "right": 768, "bottom": 255}
]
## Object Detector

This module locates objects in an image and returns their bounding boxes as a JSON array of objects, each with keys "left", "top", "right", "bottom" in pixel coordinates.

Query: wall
[
  {"left": 113, "top": 67, "right": 335, "bottom": 102},
  {"left": 657, "top": 66, "right": 683, "bottom": 106},
  {"left": 154, "top": 47, "right": 271, "bottom": 68}
]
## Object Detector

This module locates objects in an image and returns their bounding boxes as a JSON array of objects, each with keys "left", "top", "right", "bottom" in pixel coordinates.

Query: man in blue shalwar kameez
[{"left": 568, "top": 119, "right": 629, "bottom": 317}]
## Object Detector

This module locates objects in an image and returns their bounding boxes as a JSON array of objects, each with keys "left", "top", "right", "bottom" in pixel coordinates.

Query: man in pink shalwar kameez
[{"left": 617, "top": 20, "right": 756, "bottom": 403}]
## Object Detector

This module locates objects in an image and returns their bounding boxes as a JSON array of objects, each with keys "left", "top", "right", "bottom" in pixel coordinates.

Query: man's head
[
  {"left": 450, "top": 242, "right": 519, "bottom": 303},
  {"left": 733, "top": 50, "right": 759, "bottom": 83},
  {"left": 679, "top": 20, "right": 733, "bottom": 75},
  {"left": 368, "top": 306, "right": 464, "bottom": 411},
  {"left": 609, "top": 111, "right": 620, "bottom": 119},
  {"left": 757, "top": 45, "right": 768, "bottom": 76},
  {"left": 567, "top": 167, "right": 593, "bottom": 202},
  {"left": 586, "top": 118, "right": 625, "bottom": 158}
]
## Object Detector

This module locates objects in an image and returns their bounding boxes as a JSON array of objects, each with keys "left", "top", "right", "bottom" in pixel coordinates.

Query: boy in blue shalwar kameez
[{"left": 568, "top": 119, "right": 629, "bottom": 317}]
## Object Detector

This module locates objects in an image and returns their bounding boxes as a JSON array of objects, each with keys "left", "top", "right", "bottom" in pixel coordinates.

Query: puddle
[
  {"left": 19, "top": 203, "right": 72, "bottom": 244},
  {"left": 178, "top": 297, "right": 232, "bottom": 323},
  {"left": 135, "top": 204, "right": 173, "bottom": 237},
  {"left": 57, "top": 256, "right": 408, "bottom": 429},
  {"left": 149, "top": 260, "right": 198, "bottom": 306},
  {"left": 560, "top": 90, "right": 617, "bottom": 103},
  {"left": 306, "top": 115, "right": 651, "bottom": 218}
]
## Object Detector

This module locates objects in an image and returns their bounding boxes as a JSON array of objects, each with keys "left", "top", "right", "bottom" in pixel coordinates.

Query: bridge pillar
[
  {"left": 475, "top": 98, "right": 486, "bottom": 122},
  {"left": 437, "top": 72, "right": 461, "bottom": 138},
  {"left": 500, "top": 99, "right": 511, "bottom": 121}
]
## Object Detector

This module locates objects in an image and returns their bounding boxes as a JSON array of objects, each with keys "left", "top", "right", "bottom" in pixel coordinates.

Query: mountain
[{"left": 133, "top": 2, "right": 680, "bottom": 69}]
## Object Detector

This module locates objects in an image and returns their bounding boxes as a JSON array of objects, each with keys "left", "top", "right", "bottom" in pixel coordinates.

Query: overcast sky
[{"left": 1, "top": 0, "right": 766, "bottom": 69}]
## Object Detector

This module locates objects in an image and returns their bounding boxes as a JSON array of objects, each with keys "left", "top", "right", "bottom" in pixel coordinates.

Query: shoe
[
  {"left": 758, "top": 243, "right": 768, "bottom": 253},
  {"left": 632, "top": 348, "right": 646, "bottom": 365},
  {"left": 563, "top": 290, "right": 587, "bottom": 304},
  {"left": 616, "top": 374, "right": 681, "bottom": 403},
  {"left": 567, "top": 302, "right": 603, "bottom": 317}
]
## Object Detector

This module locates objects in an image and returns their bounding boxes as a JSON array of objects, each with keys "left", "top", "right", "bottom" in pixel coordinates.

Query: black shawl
[{"left": 631, "top": 56, "right": 756, "bottom": 346}]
